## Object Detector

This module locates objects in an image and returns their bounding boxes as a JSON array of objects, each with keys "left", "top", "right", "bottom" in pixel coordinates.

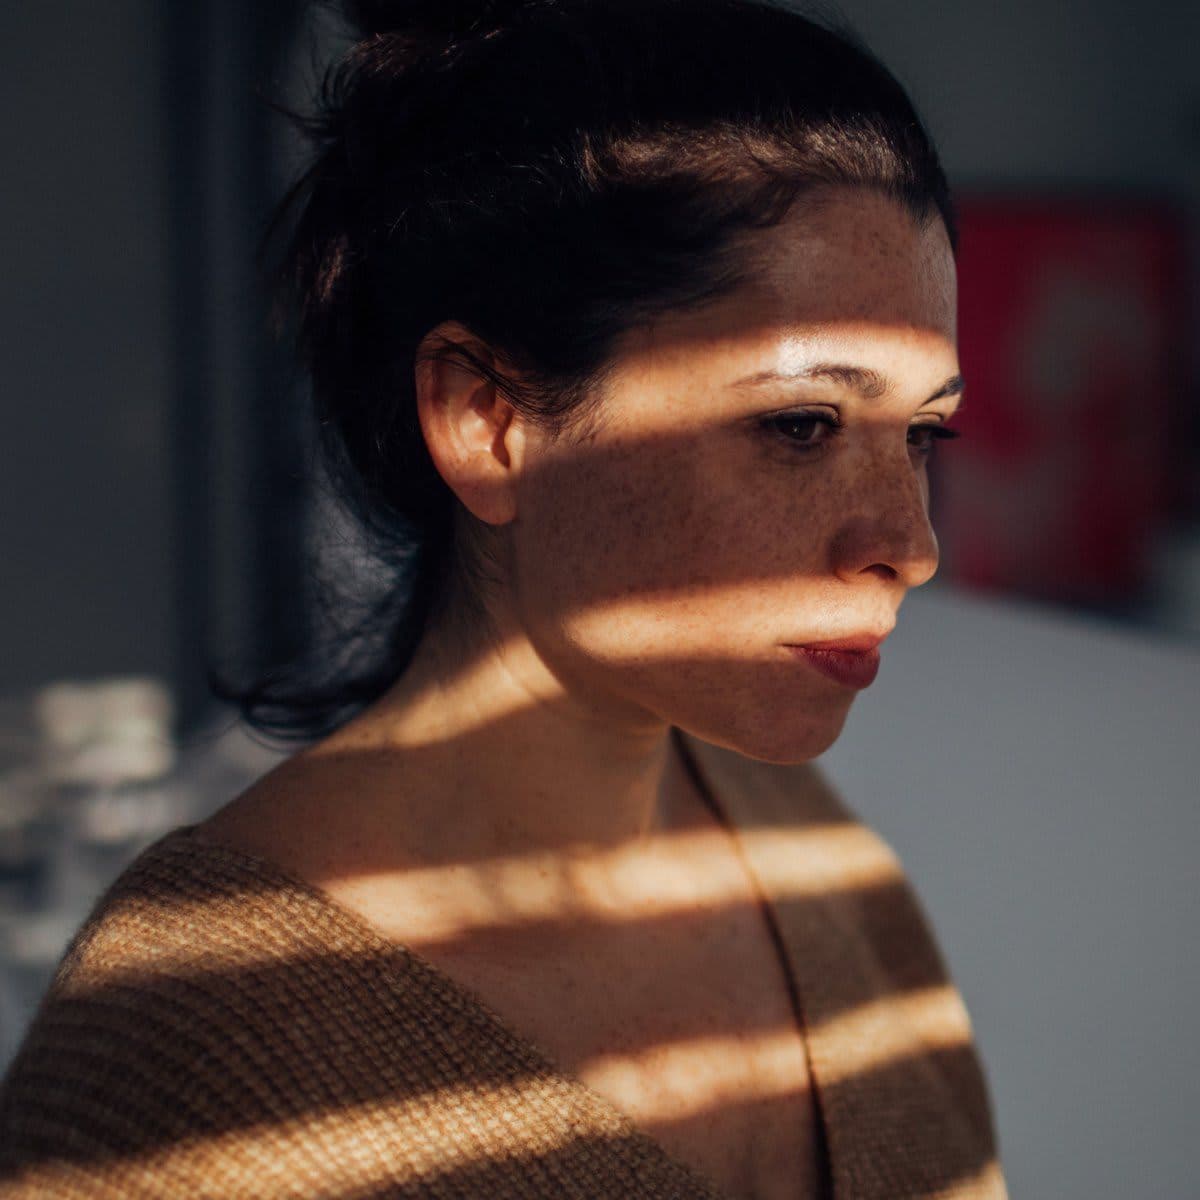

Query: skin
[{"left": 201, "top": 186, "right": 961, "bottom": 1199}]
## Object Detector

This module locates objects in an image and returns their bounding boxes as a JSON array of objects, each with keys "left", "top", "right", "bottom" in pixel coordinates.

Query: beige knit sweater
[{"left": 0, "top": 734, "right": 1007, "bottom": 1199}]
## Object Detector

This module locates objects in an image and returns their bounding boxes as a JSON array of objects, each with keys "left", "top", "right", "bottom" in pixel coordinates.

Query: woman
[{"left": 0, "top": 1, "right": 1007, "bottom": 1196}]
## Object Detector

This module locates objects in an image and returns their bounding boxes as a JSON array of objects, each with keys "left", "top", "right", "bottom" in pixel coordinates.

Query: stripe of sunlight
[
  {"left": 15, "top": 1013, "right": 986, "bottom": 1198},
  {"left": 304, "top": 584, "right": 897, "bottom": 757},
  {"left": 64, "top": 823, "right": 905, "bottom": 989},
  {"left": 11, "top": 1080, "right": 635, "bottom": 1197},
  {"left": 40, "top": 983, "right": 975, "bottom": 1134},
  {"left": 570, "top": 985, "right": 973, "bottom": 1125},
  {"left": 803, "top": 984, "right": 976, "bottom": 1088},
  {"left": 576, "top": 1028, "right": 819, "bottom": 1124}
]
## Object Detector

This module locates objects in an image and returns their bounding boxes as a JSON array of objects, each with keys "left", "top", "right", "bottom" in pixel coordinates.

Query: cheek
[
  {"left": 513, "top": 442, "right": 686, "bottom": 669},
  {"left": 517, "top": 433, "right": 826, "bottom": 640},
  {"left": 513, "top": 437, "right": 860, "bottom": 761}
]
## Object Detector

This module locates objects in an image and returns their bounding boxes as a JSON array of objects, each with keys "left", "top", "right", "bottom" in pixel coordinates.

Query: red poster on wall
[{"left": 936, "top": 197, "right": 1188, "bottom": 607}]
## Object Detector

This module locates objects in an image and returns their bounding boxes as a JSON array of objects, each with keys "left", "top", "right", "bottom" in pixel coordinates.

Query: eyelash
[{"left": 763, "top": 412, "right": 962, "bottom": 456}]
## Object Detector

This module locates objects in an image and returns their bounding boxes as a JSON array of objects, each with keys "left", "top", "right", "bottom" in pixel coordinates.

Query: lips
[
  {"left": 799, "top": 635, "right": 888, "bottom": 653},
  {"left": 785, "top": 633, "right": 888, "bottom": 689}
]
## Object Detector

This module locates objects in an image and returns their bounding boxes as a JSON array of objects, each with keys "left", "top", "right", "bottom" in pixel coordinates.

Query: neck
[{"left": 305, "top": 602, "right": 701, "bottom": 865}]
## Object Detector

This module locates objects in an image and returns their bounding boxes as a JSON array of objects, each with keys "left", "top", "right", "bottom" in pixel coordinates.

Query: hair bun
[{"left": 345, "top": 0, "right": 539, "bottom": 39}]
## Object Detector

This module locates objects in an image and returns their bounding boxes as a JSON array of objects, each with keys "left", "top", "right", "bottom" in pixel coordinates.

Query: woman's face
[{"left": 510, "top": 188, "right": 961, "bottom": 763}]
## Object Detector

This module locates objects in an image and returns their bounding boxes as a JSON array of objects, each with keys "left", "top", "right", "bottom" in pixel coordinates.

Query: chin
[{"left": 679, "top": 701, "right": 852, "bottom": 766}]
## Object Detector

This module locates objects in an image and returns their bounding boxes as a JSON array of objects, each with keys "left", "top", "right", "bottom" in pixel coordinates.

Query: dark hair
[{"left": 217, "top": 0, "right": 955, "bottom": 742}]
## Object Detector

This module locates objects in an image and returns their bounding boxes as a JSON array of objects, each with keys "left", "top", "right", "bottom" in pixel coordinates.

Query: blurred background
[{"left": 0, "top": 1, "right": 1197, "bottom": 1196}]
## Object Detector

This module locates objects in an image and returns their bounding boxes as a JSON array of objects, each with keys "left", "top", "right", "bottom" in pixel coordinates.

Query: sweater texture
[{"left": 0, "top": 734, "right": 1008, "bottom": 1198}]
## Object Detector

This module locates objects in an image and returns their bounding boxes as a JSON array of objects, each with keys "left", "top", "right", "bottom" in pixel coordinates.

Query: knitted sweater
[{"left": 0, "top": 734, "right": 1008, "bottom": 1199}]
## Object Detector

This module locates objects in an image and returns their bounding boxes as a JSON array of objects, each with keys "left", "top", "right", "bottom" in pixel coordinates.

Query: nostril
[{"left": 863, "top": 563, "right": 899, "bottom": 583}]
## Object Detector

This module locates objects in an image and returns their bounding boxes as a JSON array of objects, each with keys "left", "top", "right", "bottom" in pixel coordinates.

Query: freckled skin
[{"left": 510, "top": 188, "right": 961, "bottom": 762}]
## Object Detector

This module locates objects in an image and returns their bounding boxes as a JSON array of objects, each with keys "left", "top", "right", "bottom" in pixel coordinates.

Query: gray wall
[
  {"left": 821, "top": 585, "right": 1200, "bottom": 1199},
  {"left": 834, "top": 0, "right": 1200, "bottom": 193},
  {"left": 0, "top": 1, "right": 175, "bottom": 691}
]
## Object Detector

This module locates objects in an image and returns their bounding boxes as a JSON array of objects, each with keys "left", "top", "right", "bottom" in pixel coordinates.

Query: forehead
[
  {"left": 608, "top": 188, "right": 958, "bottom": 397},
  {"left": 741, "top": 187, "right": 957, "bottom": 337}
]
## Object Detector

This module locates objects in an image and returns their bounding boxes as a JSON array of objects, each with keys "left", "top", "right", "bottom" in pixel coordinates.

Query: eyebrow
[{"left": 732, "top": 364, "right": 965, "bottom": 405}]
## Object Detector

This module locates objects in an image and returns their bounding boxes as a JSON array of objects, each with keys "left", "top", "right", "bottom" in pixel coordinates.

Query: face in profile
[{"left": 506, "top": 187, "right": 961, "bottom": 764}]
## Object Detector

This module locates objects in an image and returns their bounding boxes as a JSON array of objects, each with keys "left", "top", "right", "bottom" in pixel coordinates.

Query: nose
[{"left": 830, "top": 460, "right": 940, "bottom": 590}]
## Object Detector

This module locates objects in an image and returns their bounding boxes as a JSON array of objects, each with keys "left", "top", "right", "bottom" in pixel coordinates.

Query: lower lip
[{"left": 787, "top": 646, "right": 881, "bottom": 689}]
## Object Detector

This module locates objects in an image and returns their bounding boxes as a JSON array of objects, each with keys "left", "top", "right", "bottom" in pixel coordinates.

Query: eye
[
  {"left": 763, "top": 411, "right": 843, "bottom": 449},
  {"left": 907, "top": 423, "right": 962, "bottom": 456}
]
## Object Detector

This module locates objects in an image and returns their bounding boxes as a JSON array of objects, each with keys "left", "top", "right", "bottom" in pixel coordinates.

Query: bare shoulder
[
  {"left": 197, "top": 756, "right": 315, "bottom": 870},
  {"left": 195, "top": 750, "right": 458, "bottom": 952},
  {"left": 197, "top": 748, "right": 389, "bottom": 887}
]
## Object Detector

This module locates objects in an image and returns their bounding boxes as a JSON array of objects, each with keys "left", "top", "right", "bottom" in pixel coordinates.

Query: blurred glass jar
[
  {"left": 0, "top": 678, "right": 190, "bottom": 1066},
  {"left": 33, "top": 678, "right": 187, "bottom": 911}
]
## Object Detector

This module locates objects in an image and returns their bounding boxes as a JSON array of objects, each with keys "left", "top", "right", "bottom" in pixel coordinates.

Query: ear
[{"left": 414, "top": 322, "right": 525, "bottom": 526}]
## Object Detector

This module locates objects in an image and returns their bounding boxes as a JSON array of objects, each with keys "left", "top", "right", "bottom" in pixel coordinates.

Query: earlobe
[{"left": 414, "top": 325, "right": 522, "bottom": 526}]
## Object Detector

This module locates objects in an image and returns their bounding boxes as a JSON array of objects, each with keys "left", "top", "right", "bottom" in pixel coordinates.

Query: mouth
[{"left": 783, "top": 632, "right": 889, "bottom": 689}]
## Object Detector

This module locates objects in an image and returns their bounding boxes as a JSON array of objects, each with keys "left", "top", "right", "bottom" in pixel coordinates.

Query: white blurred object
[{"left": 34, "top": 677, "right": 175, "bottom": 787}]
